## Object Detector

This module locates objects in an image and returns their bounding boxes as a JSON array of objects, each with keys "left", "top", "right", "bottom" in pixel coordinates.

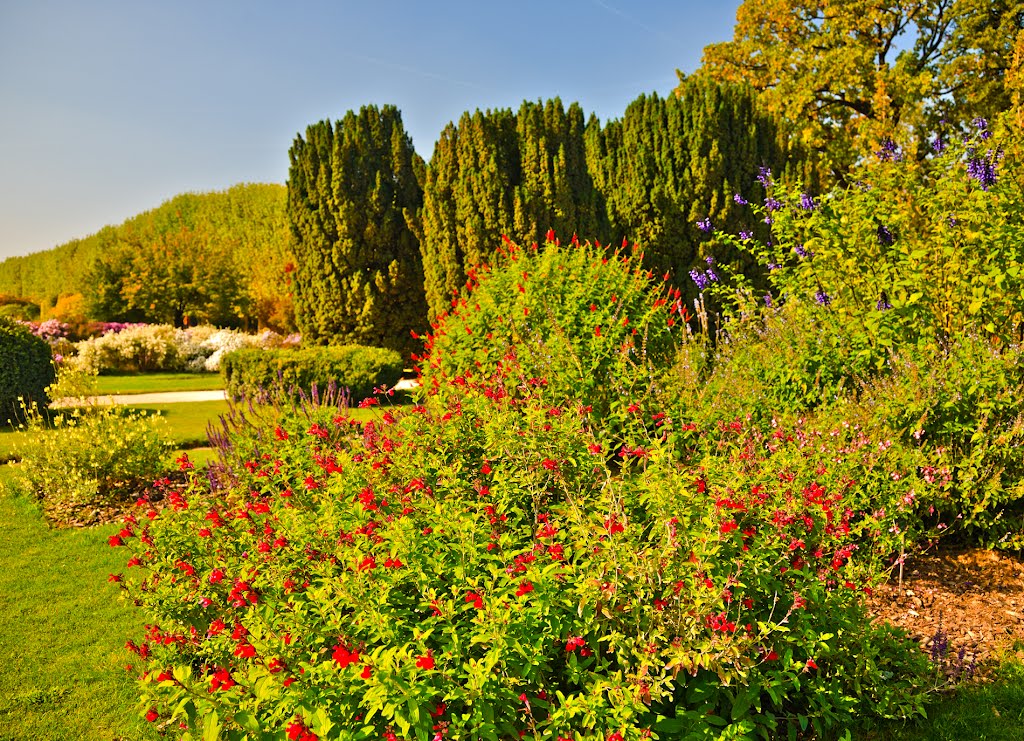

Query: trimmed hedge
[
  {"left": 220, "top": 345, "right": 404, "bottom": 403},
  {"left": 0, "top": 317, "right": 55, "bottom": 424}
]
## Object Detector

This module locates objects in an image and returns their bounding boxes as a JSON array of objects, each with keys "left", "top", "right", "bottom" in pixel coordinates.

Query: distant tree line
[{"left": 0, "top": 184, "right": 295, "bottom": 331}]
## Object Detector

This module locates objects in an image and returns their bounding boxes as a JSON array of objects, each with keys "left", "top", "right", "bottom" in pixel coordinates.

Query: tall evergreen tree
[
  {"left": 585, "top": 83, "right": 785, "bottom": 299},
  {"left": 419, "top": 109, "right": 519, "bottom": 320},
  {"left": 513, "top": 99, "right": 605, "bottom": 245},
  {"left": 288, "top": 105, "right": 427, "bottom": 354},
  {"left": 419, "top": 99, "right": 607, "bottom": 320}
]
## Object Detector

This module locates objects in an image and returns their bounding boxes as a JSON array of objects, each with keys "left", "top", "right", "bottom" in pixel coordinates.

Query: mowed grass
[
  {"left": 0, "top": 467, "right": 156, "bottom": 741},
  {"left": 134, "top": 399, "right": 231, "bottom": 448},
  {"left": 93, "top": 372, "right": 223, "bottom": 395}
]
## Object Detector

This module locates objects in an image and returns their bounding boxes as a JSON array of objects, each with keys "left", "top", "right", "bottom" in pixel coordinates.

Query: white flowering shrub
[
  {"left": 200, "top": 329, "right": 261, "bottom": 371},
  {"left": 71, "top": 324, "right": 292, "bottom": 373}
]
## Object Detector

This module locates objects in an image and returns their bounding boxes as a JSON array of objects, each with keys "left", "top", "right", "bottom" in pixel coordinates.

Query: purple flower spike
[
  {"left": 734, "top": 193, "right": 748, "bottom": 206},
  {"left": 877, "top": 224, "right": 895, "bottom": 246},
  {"left": 967, "top": 150, "right": 999, "bottom": 190},
  {"left": 799, "top": 193, "right": 817, "bottom": 210},
  {"left": 756, "top": 166, "right": 772, "bottom": 188},
  {"left": 696, "top": 217, "right": 713, "bottom": 233},
  {"left": 814, "top": 289, "right": 831, "bottom": 306},
  {"left": 876, "top": 137, "right": 902, "bottom": 162}
]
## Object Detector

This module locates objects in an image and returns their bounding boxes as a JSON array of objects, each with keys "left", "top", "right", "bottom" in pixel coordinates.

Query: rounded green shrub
[{"left": 0, "top": 316, "right": 55, "bottom": 424}]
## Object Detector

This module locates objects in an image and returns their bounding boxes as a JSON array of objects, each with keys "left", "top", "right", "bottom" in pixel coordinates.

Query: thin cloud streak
[{"left": 341, "top": 50, "right": 485, "bottom": 91}]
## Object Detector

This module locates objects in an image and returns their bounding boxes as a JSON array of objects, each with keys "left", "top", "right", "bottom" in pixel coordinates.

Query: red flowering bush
[{"left": 113, "top": 320, "right": 932, "bottom": 739}]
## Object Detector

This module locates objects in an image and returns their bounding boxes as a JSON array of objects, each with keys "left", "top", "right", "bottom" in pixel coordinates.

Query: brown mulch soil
[{"left": 865, "top": 547, "right": 1024, "bottom": 679}]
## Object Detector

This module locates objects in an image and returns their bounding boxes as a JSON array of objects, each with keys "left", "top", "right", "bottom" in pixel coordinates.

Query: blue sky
[{"left": 0, "top": 0, "right": 741, "bottom": 259}]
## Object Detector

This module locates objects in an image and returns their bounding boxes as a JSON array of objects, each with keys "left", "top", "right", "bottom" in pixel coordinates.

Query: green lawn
[
  {"left": 0, "top": 469, "right": 156, "bottom": 741},
  {"left": 134, "top": 399, "right": 231, "bottom": 448},
  {"left": 93, "top": 372, "right": 223, "bottom": 395}
]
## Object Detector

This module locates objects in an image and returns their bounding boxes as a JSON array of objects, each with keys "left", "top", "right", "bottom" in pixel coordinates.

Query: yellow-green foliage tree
[{"left": 690, "top": 0, "right": 1024, "bottom": 177}]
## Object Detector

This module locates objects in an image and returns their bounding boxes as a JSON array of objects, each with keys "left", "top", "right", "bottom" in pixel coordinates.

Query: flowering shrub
[
  {"left": 849, "top": 335, "right": 1024, "bottom": 550},
  {"left": 420, "top": 234, "right": 688, "bottom": 445},
  {"left": 72, "top": 324, "right": 295, "bottom": 374},
  {"left": 19, "top": 318, "right": 70, "bottom": 342},
  {"left": 113, "top": 243, "right": 934, "bottom": 739},
  {"left": 676, "top": 115, "right": 1024, "bottom": 549},
  {"left": 14, "top": 369, "right": 169, "bottom": 520},
  {"left": 704, "top": 118, "right": 1023, "bottom": 370}
]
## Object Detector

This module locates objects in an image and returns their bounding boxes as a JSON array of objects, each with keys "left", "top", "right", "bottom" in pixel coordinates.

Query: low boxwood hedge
[{"left": 220, "top": 345, "right": 404, "bottom": 402}]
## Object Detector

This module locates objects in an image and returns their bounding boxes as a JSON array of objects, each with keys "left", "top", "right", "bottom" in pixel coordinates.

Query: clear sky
[{"left": 0, "top": 0, "right": 741, "bottom": 260}]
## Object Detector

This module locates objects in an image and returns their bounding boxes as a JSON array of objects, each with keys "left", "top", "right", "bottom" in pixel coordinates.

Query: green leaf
[
  {"left": 233, "top": 711, "right": 261, "bottom": 733},
  {"left": 202, "top": 710, "right": 222, "bottom": 741}
]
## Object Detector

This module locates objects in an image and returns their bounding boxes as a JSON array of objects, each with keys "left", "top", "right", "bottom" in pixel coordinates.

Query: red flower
[
  {"left": 234, "top": 642, "right": 256, "bottom": 659},
  {"left": 145, "top": 708, "right": 158, "bottom": 722},
  {"left": 515, "top": 581, "right": 534, "bottom": 597},
  {"left": 603, "top": 514, "right": 624, "bottom": 535},
  {"left": 108, "top": 535, "right": 124, "bottom": 547},
  {"left": 765, "top": 650, "right": 779, "bottom": 661},
  {"left": 806, "top": 658, "right": 818, "bottom": 670},
  {"left": 465, "top": 592, "right": 484, "bottom": 610},
  {"left": 176, "top": 452, "right": 193, "bottom": 471},
  {"left": 275, "top": 426, "right": 290, "bottom": 440},
  {"left": 209, "top": 667, "right": 235, "bottom": 691},
  {"left": 415, "top": 652, "right": 435, "bottom": 670},
  {"left": 333, "top": 643, "right": 360, "bottom": 669},
  {"left": 541, "top": 458, "right": 559, "bottom": 471},
  {"left": 360, "top": 664, "right": 373, "bottom": 680}
]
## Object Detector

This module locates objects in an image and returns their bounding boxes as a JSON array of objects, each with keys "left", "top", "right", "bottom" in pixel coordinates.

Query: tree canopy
[
  {"left": 687, "top": 0, "right": 1024, "bottom": 175},
  {"left": 0, "top": 184, "right": 295, "bottom": 330}
]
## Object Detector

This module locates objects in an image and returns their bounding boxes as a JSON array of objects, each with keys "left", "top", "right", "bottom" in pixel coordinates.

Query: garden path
[
  {"left": 52, "top": 390, "right": 226, "bottom": 407},
  {"left": 53, "top": 379, "right": 418, "bottom": 408}
]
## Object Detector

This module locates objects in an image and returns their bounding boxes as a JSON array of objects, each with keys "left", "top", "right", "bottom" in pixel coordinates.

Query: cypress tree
[
  {"left": 513, "top": 99, "right": 605, "bottom": 246},
  {"left": 288, "top": 105, "right": 427, "bottom": 355},
  {"left": 420, "top": 99, "right": 607, "bottom": 320},
  {"left": 585, "top": 82, "right": 784, "bottom": 299},
  {"left": 420, "top": 109, "right": 518, "bottom": 320}
]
